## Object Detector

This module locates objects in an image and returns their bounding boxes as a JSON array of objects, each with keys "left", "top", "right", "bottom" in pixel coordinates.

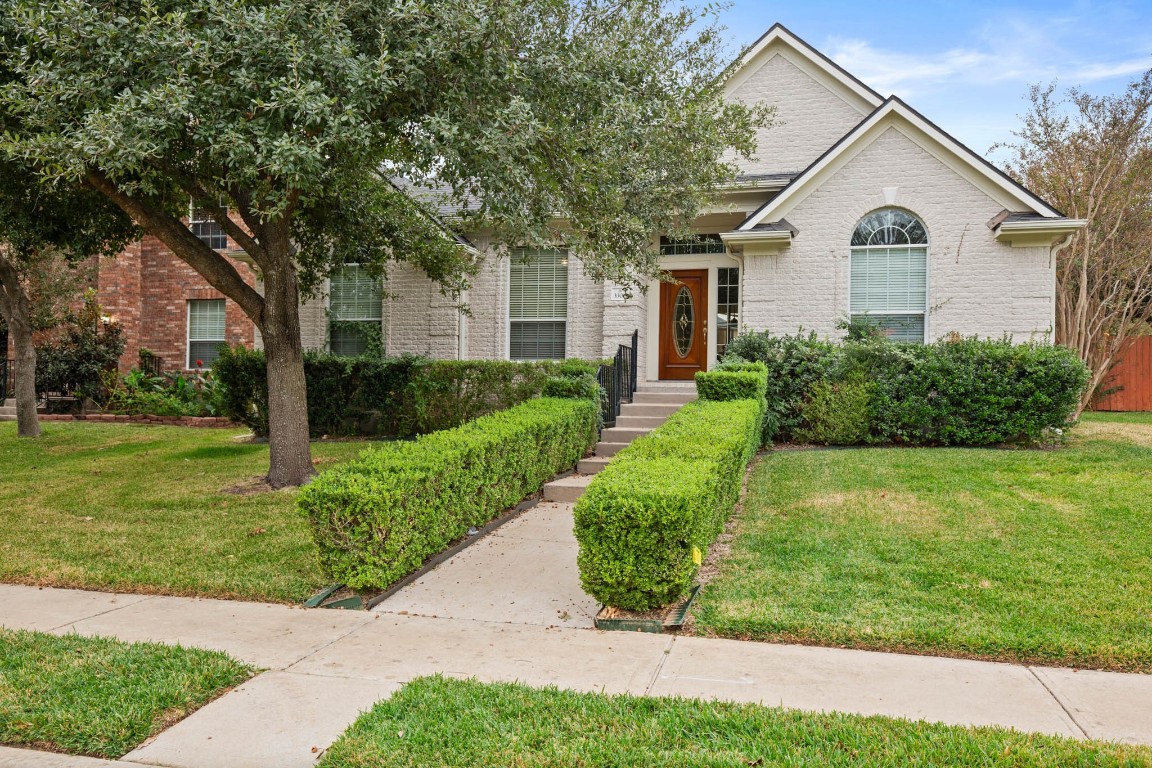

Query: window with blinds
[
  {"left": 509, "top": 248, "right": 568, "bottom": 360},
  {"left": 188, "top": 299, "right": 226, "bottom": 368},
  {"left": 850, "top": 210, "right": 928, "bottom": 343},
  {"left": 329, "top": 264, "right": 383, "bottom": 357},
  {"left": 189, "top": 203, "right": 229, "bottom": 250}
]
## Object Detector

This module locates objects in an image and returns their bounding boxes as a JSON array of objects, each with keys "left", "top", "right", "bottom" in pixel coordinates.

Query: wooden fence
[{"left": 1092, "top": 336, "right": 1152, "bottom": 412}]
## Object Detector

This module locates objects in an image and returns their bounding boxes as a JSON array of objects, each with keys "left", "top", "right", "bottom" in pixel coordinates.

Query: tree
[
  {"left": 1000, "top": 73, "right": 1152, "bottom": 413},
  {"left": 0, "top": 0, "right": 765, "bottom": 486},
  {"left": 0, "top": 160, "right": 135, "bottom": 437}
]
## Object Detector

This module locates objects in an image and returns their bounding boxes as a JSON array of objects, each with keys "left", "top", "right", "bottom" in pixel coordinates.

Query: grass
[
  {"left": 693, "top": 412, "right": 1152, "bottom": 672},
  {"left": 319, "top": 676, "right": 1152, "bottom": 767},
  {"left": 0, "top": 627, "right": 253, "bottom": 758},
  {"left": 0, "top": 422, "right": 365, "bottom": 602}
]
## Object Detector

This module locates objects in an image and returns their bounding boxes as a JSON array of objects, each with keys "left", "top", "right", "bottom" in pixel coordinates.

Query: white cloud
[{"left": 825, "top": 34, "right": 1152, "bottom": 98}]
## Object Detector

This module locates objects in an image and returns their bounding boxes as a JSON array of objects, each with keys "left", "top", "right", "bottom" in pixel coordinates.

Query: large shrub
[
  {"left": 727, "top": 332, "right": 1090, "bottom": 446},
  {"left": 300, "top": 397, "right": 598, "bottom": 590},
  {"left": 723, "top": 330, "right": 835, "bottom": 441},
  {"left": 574, "top": 398, "right": 763, "bottom": 611},
  {"left": 35, "top": 295, "right": 125, "bottom": 405},
  {"left": 868, "top": 337, "right": 1090, "bottom": 445}
]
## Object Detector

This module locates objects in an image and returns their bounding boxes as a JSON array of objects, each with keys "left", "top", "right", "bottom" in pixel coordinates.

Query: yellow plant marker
[{"left": 692, "top": 546, "right": 702, "bottom": 565}]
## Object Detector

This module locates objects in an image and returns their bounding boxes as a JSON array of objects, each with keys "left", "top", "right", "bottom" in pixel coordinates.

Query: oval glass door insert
[{"left": 673, "top": 285, "right": 695, "bottom": 358}]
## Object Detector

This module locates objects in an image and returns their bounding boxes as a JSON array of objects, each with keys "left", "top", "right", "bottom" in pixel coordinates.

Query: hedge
[
  {"left": 299, "top": 396, "right": 599, "bottom": 590},
  {"left": 724, "top": 332, "right": 1090, "bottom": 445},
  {"left": 694, "top": 361, "right": 768, "bottom": 402},
  {"left": 574, "top": 398, "right": 763, "bottom": 611},
  {"left": 213, "top": 347, "right": 582, "bottom": 438}
]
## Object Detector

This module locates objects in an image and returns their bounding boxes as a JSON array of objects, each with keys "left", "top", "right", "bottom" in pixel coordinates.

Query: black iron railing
[
  {"left": 139, "top": 353, "right": 164, "bottom": 377},
  {"left": 596, "top": 329, "right": 639, "bottom": 429},
  {"left": 0, "top": 359, "right": 12, "bottom": 401}
]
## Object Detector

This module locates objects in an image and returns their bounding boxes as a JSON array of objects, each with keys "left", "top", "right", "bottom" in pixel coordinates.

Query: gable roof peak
[{"left": 726, "top": 23, "right": 883, "bottom": 109}]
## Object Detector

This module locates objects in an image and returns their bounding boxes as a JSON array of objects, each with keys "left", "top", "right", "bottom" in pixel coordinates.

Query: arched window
[{"left": 850, "top": 209, "right": 927, "bottom": 342}]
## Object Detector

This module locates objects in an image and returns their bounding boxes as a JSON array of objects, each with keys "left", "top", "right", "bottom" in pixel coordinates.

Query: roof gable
[
  {"left": 724, "top": 24, "right": 883, "bottom": 116},
  {"left": 737, "top": 97, "right": 1064, "bottom": 231}
]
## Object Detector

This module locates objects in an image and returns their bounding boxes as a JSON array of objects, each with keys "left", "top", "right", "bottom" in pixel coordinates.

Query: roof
[{"left": 737, "top": 96, "right": 1067, "bottom": 231}]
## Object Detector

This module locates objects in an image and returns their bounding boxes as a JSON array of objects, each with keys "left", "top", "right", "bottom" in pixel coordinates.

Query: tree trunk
[
  {"left": 0, "top": 257, "right": 41, "bottom": 438},
  {"left": 261, "top": 263, "right": 314, "bottom": 488}
]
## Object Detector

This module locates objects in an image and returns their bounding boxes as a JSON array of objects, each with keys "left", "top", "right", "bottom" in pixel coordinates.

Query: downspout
[{"left": 1049, "top": 232, "right": 1075, "bottom": 341}]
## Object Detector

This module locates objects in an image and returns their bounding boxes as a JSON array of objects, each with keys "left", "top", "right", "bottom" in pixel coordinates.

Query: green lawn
[
  {"left": 319, "top": 676, "right": 1151, "bottom": 767},
  {"left": 694, "top": 412, "right": 1152, "bottom": 672},
  {"left": 0, "top": 628, "right": 253, "bottom": 758},
  {"left": 0, "top": 423, "right": 365, "bottom": 602}
]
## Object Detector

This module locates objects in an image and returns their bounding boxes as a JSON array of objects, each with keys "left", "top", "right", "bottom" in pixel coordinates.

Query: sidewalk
[{"left": 5, "top": 491, "right": 1152, "bottom": 766}]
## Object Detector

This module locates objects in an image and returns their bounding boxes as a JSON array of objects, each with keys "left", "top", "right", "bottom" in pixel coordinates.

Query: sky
[{"left": 710, "top": 1, "right": 1152, "bottom": 159}]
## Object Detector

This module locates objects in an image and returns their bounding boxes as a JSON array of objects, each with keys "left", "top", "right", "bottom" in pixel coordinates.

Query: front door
[{"left": 658, "top": 269, "right": 708, "bottom": 380}]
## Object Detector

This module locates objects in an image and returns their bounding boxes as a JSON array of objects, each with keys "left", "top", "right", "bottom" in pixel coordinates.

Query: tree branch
[{"left": 86, "top": 170, "right": 267, "bottom": 326}]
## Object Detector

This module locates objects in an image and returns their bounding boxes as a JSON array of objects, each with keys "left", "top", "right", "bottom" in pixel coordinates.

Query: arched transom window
[{"left": 850, "top": 209, "right": 928, "bottom": 342}]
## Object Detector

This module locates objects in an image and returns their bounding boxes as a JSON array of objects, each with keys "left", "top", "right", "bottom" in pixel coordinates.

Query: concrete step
[
  {"left": 600, "top": 426, "right": 653, "bottom": 443},
  {"left": 542, "top": 474, "right": 594, "bottom": 503},
  {"left": 631, "top": 392, "right": 697, "bottom": 405},
  {"left": 2, "top": 399, "right": 14, "bottom": 408},
  {"left": 577, "top": 456, "right": 611, "bottom": 475},
  {"left": 637, "top": 381, "right": 698, "bottom": 392},
  {"left": 0, "top": 415, "right": 15, "bottom": 422},
  {"left": 0, "top": 407, "right": 16, "bottom": 417},
  {"left": 594, "top": 442, "right": 630, "bottom": 458},
  {"left": 620, "top": 403, "right": 681, "bottom": 418},
  {"left": 615, "top": 415, "right": 667, "bottom": 430}
]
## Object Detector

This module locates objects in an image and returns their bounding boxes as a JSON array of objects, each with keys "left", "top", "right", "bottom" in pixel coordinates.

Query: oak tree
[{"left": 1, "top": 0, "right": 765, "bottom": 484}]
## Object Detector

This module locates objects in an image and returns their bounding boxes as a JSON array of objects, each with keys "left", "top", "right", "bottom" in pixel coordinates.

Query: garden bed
[{"left": 38, "top": 413, "right": 236, "bottom": 427}]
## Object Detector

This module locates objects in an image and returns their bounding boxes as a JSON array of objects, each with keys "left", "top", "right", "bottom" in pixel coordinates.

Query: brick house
[{"left": 37, "top": 23, "right": 1083, "bottom": 381}]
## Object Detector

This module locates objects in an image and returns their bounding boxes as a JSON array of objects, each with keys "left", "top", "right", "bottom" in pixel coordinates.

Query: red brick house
[
  {"left": 94, "top": 210, "right": 258, "bottom": 373},
  {"left": 1, "top": 207, "right": 257, "bottom": 375}
]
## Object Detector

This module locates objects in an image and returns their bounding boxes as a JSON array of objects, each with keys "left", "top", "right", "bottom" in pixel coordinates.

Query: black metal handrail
[
  {"left": 596, "top": 329, "right": 639, "bottom": 429},
  {"left": 0, "top": 359, "right": 12, "bottom": 401}
]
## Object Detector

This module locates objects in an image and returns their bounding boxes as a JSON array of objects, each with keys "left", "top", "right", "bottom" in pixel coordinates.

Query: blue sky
[{"left": 711, "top": 1, "right": 1152, "bottom": 159}]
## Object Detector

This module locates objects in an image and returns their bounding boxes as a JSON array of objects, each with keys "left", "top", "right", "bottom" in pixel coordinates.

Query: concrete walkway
[{"left": 4, "top": 582, "right": 1152, "bottom": 767}]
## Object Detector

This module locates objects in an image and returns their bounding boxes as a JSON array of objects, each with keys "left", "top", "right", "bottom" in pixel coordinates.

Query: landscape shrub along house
[{"left": 5, "top": 25, "right": 1084, "bottom": 382}]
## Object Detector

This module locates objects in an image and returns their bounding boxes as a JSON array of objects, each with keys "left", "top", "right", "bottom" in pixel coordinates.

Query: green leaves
[
  {"left": 2, "top": 0, "right": 768, "bottom": 294},
  {"left": 574, "top": 398, "right": 763, "bottom": 610},
  {"left": 299, "top": 396, "right": 598, "bottom": 590}
]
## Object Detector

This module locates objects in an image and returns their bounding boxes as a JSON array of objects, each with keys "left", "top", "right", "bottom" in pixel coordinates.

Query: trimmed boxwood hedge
[
  {"left": 214, "top": 347, "right": 586, "bottom": 438},
  {"left": 574, "top": 398, "right": 763, "bottom": 611},
  {"left": 299, "top": 396, "right": 598, "bottom": 590}
]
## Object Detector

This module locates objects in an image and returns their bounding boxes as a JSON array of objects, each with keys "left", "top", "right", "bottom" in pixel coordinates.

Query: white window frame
[
  {"left": 186, "top": 299, "right": 226, "bottom": 369},
  {"left": 188, "top": 201, "right": 229, "bottom": 251},
  {"left": 327, "top": 263, "right": 383, "bottom": 357},
  {"left": 506, "top": 248, "right": 569, "bottom": 361},
  {"left": 848, "top": 210, "right": 929, "bottom": 343}
]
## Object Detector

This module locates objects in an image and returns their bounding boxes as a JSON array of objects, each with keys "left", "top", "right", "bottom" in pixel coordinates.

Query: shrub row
[
  {"left": 300, "top": 396, "right": 599, "bottom": 590},
  {"left": 574, "top": 397, "right": 764, "bottom": 611},
  {"left": 213, "top": 347, "right": 593, "bottom": 438},
  {"left": 724, "top": 332, "right": 1090, "bottom": 445}
]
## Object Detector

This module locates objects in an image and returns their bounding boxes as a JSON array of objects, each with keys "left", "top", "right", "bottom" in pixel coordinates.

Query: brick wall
[
  {"left": 727, "top": 50, "right": 871, "bottom": 176},
  {"left": 741, "top": 126, "right": 1055, "bottom": 341},
  {"left": 97, "top": 234, "right": 258, "bottom": 373}
]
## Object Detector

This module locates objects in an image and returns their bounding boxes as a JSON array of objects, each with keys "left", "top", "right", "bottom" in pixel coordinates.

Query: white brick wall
[
  {"left": 728, "top": 52, "right": 870, "bottom": 175},
  {"left": 741, "top": 126, "right": 1055, "bottom": 341},
  {"left": 380, "top": 263, "right": 462, "bottom": 358}
]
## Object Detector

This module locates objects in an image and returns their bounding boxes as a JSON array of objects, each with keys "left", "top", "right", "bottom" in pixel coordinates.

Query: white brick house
[{"left": 307, "top": 24, "right": 1083, "bottom": 382}]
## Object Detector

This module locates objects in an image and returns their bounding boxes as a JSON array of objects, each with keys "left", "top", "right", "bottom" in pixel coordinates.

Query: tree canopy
[
  {"left": 1000, "top": 73, "right": 1152, "bottom": 411},
  {"left": 0, "top": 0, "right": 768, "bottom": 483}
]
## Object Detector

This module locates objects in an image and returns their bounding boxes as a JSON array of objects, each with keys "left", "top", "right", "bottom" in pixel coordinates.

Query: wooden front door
[{"left": 659, "top": 270, "right": 708, "bottom": 380}]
